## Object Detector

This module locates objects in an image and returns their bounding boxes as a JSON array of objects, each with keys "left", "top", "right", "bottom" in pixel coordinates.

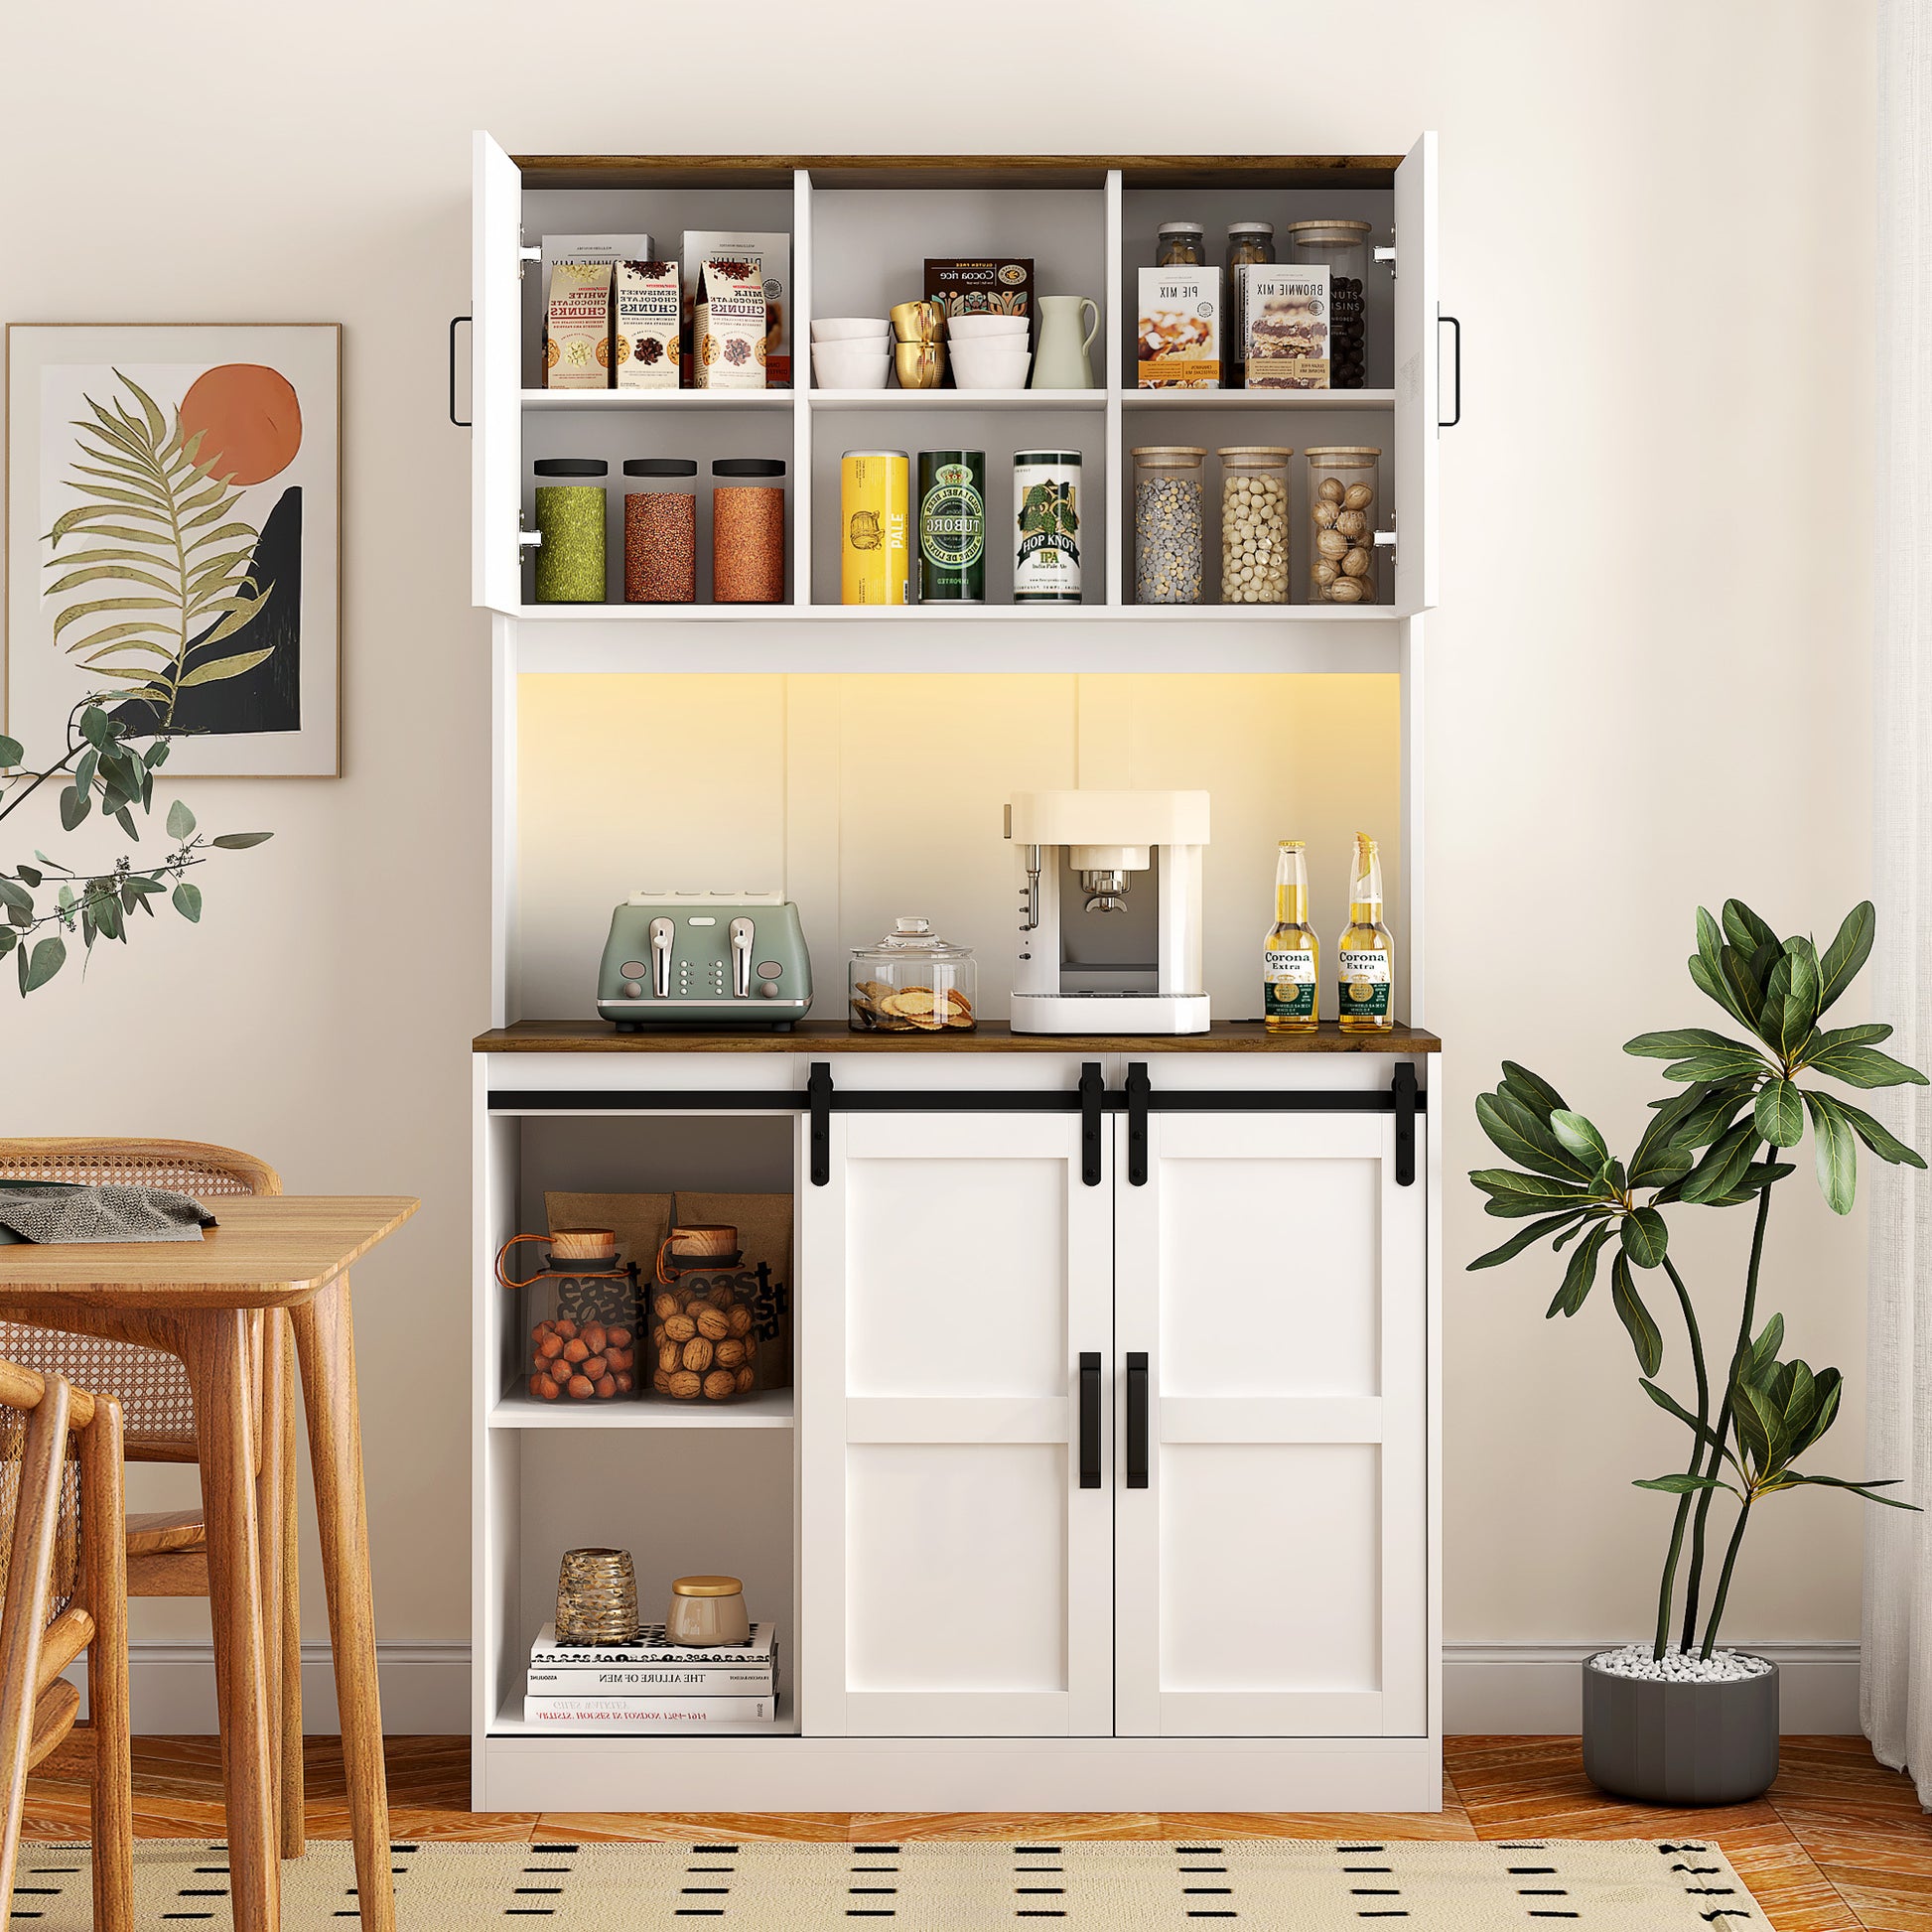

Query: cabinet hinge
[
  {"left": 518, "top": 241, "right": 541, "bottom": 279},
  {"left": 1375, "top": 234, "right": 1397, "bottom": 281}
]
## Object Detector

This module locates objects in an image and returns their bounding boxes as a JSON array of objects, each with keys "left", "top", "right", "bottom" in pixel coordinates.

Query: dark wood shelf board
[
  {"left": 475, "top": 1020, "right": 1441, "bottom": 1055},
  {"left": 511, "top": 156, "right": 1403, "bottom": 193}
]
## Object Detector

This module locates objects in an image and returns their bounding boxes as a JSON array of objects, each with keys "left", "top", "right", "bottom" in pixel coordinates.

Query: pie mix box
[
  {"left": 1137, "top": 266, "right": 1220, "bottom": 388},
  {"left": 680, "top": 231, "right": 790, "bottom": 386},
  {"left": 1244, "top": 265, "right": 1330, "bottom": 389}
]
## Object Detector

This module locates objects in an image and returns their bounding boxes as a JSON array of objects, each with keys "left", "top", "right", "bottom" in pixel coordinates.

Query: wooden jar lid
[
  {"left": 549, "top": 1227, "right": 619, "bottom": 1260},
  {"left": 666, "top": 1224, "right": 739, "bottom": 1258}
]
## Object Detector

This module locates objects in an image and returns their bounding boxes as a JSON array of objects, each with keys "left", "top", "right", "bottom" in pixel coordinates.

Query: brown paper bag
[{"left": 673, "top": 1191, "right": 792, "bottom": 1390}]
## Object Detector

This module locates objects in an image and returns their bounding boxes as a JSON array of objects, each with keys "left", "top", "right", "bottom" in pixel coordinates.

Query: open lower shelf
[
  {"left": 491, "top": 1691, "right": 799, "bottom": 1739},
  {"left": 490, "top": 1387, "right": 795, "bottom": 1429},
  {"left": 509, "top": 602, "right": 1395, "bottom": 621}
]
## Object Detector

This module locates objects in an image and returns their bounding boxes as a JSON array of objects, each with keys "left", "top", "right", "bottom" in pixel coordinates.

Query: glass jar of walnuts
[
  {"left": 1306, "top": 446, "right": 1381, "bottom": 605},
  {"left": 646, "top": 1224, "right": 760, "bottom": 1404}
]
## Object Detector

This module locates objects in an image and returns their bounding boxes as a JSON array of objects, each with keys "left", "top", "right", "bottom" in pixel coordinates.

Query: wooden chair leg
[
  {"left": 255, "top": 1312, "right": 285, "bottom": 1857},
  {"left": 276, "top": 1315, "right": 304, "bottom": 1856},
  {"left": 79, "top": 1395, "right": 132, "bottom": 1932}
]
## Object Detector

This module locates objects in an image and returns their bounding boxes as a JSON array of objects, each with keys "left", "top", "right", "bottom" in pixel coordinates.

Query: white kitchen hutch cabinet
[{"left": 469, "top": 140, "right": 1449, "bottom": 1814}]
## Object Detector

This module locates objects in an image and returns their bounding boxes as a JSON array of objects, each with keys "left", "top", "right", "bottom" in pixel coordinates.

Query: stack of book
[{"left": 523, "top": 1621, "right": 779, "bottom": 1728}]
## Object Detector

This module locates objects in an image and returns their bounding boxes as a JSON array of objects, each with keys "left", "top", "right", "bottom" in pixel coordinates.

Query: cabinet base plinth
[{"left": 476, "top": 1734, "right": 1443, "bottom": 1814}]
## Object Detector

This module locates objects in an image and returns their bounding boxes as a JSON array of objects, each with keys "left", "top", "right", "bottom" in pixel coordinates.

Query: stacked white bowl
[
  {"left": 810, "top": 318, "right": 891, "bottom": 390},
  {"left": 947, "top": 314, "right": 1032, "bottom": 390}
]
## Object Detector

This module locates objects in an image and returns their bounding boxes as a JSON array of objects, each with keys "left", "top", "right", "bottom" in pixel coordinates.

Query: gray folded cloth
[{"left": 0, "top": 1180, "right": 213, "bottom": 1245}]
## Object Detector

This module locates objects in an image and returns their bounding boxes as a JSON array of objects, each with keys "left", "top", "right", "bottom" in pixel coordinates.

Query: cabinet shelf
[
  {"left": 520, "top": 388, "right": 795, "bottom": 410},
  {"left": 808, "top": 386, "right": 1107, "bottom": 412},
  {"left": 489, "top": 1387, "right": 794, "bottom": 1429},
  {"left": 1124, "top": 387, "right": 1396, "bottom": 410},
  {"left": 490, "top": 1692, "right": 799, "bottom": 1739}
]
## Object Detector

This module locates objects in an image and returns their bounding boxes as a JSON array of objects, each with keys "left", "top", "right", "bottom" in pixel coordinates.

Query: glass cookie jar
[
  {"left": 647, "top": 1224, "right": 761, "bottom": 1404},
  {"left": 496, "top": 1228, "right": 642, "bottom": 1404},
  {"left": 1307, "top": 446, "right": 1382, "bottom": 605},
  {"left": 849, "top": 917, "right": 977, "bottom": 1033}
]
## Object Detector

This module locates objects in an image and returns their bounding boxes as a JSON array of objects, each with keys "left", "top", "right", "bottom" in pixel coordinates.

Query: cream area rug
[{"left": 11, "top": 1836, "right": 1760, "bottom": 1926}]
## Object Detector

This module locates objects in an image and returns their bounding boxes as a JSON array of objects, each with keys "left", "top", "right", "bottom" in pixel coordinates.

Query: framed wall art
[{"left": 6, "top": 323, "right": 340, "bottom": 776}]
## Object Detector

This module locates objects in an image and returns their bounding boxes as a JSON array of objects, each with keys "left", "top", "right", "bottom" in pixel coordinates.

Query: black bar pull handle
[
  {"left": 1438, "top": 313, "right": 1461, "bottom": 428},
  {"left": 1393, "top": 1061, "right": 1418, "bottom": 1187},
  {"left": 808, "top": 1061, "right": 833, "bottom": 1186},
  {"left": 1125, "top": 1351, "right": 1150, "bottom": 1489},
  {"left": 1078, "top": 1062, "right": 1104, "bottom": 1185},
  {"left": 1126, "top": 1061, "right": 1152, "bottom": 1186},
  {"left": 1078, "top": 1352, "right": 1102, "bottom": 1488},
  {"left": 449, "top": 315, "right": 473, "bottom": 427}
]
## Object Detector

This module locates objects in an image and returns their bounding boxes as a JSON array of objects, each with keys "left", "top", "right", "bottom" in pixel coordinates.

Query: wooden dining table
[{"left": 0, "top": 1195, "right": 418, "bottom": 1932}]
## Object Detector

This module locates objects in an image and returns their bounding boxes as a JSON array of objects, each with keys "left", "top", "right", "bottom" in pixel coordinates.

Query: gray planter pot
[{"left": 1582, "top": 1655, "right": 1779, "bottom": 1805}]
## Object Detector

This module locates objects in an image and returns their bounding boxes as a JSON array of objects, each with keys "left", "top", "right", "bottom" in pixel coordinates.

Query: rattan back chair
[
  {"left": 0, "top": 1138, "right": 305, "bottom": 1859},
  {"left": 0, "top": 1357, "right": 131, "bottom": 1930}
]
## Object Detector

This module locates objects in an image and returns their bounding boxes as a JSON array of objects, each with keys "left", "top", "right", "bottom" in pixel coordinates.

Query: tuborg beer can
[
  {"left": 840, "top": 450, "right": 910, "bottom": 605},
  {"left": 1012, "top": 450, "right": 1081, "bottom": 604},
  {"left": 916, "top": 450, "right": 986, "bottom": 603}
]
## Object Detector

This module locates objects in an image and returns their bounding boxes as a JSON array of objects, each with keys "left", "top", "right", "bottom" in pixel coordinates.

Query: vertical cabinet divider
[
  {"left": 792, "top": 167, "right": 814, "bottom": 608},
  {"left": 1104, "top": 169, "right": 1124, "bottom": 610}
]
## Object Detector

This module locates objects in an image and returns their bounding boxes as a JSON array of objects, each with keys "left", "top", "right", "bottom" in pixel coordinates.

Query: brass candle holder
[{"left": 555, "top": 1547, "right": 638, "bottom": 1645}]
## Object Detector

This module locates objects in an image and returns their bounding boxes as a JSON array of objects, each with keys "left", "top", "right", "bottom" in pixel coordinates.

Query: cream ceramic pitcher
[{"left": 1030, "top": 294, "right": 1100, "bottom": 389}]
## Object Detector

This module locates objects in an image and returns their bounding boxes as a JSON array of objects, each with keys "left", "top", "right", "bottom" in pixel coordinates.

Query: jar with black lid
[
  {"left": 1155, "top": 221, "right": 1206, "bottom": 268},
  {"left": 531, "top": 457, "right": 608, "bottom": 604},
  {"left": 622, "top": 457, "right": 697, "bottom": 604},
  {"left": 711, "top": 457, "right": 787, "bottom": 604},
  {"left": 1224, "top": 221, "right": 1275, "bottom": 388}
]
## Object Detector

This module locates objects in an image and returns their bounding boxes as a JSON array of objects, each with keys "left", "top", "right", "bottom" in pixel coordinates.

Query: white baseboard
[
  {"left": 1445, "top": 1640, "right": 1863, "bottom": 1735},
  {"left": 86, "top": 1639, "right": 473, "bottom": 1735},
  {"left": 90, "top": 1638, "right": 1863, "bottom": 1739}
]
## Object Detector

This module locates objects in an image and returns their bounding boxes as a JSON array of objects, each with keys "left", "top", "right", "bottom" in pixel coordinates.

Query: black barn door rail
[{"left": 489, "top": 1056, "right": 1426, "bottom": 1189}]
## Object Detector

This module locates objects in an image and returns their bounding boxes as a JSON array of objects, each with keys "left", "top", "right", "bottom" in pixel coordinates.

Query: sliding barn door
[
  {"left": 1114, "top": 1109, "right": 1427, "bottom": 1737},
  {"left": 800, "top": 1111, "right": 1113, "bottom": 1736}
]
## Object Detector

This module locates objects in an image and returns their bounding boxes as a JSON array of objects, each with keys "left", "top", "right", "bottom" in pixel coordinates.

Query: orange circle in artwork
[{"left": 177, "top": 364, "right": 303, "bottom": 485}]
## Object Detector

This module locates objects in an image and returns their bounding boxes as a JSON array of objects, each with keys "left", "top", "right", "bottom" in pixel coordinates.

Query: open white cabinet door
[
  {"left": 1391, "top": 131, "right": 1440, "bottom": 617},
  {"left": 799, "top": 1112, "right": 1114, "bottom": 1737},
  {"left": 472, "top": 131, "right": 523, "bottom": 613},
  {"left": 1114, "top": 1110, "right": 1427, "bottom": 1737}
]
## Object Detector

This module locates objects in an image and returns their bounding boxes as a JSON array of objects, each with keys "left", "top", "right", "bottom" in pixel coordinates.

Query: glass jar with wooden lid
[
  {"left": 1306, "top": 447, "right": 1382, "bottom": 605},
  {"left": 645, "top": 1223, "right": 760, "bottom": 1404},
  {"left": 1132, "top": 446, "right": 1205, "bottom": 605},
  {"left": 1285, "top": 220, "right": 1372, "bottom": 388},
  {"left": 1217, "top": 447, "right": 1291, "bottom": 605}
]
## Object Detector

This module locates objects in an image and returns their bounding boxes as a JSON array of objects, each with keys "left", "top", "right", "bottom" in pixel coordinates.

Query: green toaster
[{"left": 598, "top": 892, "right": 813, "bottom": 1032}]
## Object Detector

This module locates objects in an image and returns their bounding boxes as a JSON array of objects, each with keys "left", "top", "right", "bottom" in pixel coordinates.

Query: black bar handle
[
  {"left": 1078, "top": 1352, "right": 1102, "bottom": 1488},
  {"left": 1079, "top": 1062, "right": 1103, "bottom": 1185},
  {"left": 1126, "top": 1061, "right": 1152, "bottom": 1186},
  {"left": 1438, "top": 313, "right": 1461, "bottom": 428},
  {"left": 1125, "top": 1351, "right": 1150, "bottom": 1488},
  {"left": 808, "top": 1060, "right": 833, "bottom": 1186},
  {"left": 1394, "top": 1061, "right": 1418, "bottom": 1186},
  {"left": 449, "top": 315, "right": 473, "bottom": 427}
]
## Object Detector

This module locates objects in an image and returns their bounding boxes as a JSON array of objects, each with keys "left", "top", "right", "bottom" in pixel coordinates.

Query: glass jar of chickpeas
[
  {"left": 1217, "top": 447, "right": 1290, "bottom": 605},
  {"left": 1306, "top": 446, "right": 1381, "bottom": 605}
]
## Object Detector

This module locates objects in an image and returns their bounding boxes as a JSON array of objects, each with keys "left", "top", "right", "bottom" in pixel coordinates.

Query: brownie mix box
[{"left": 1244, "top": 265, "right": 1331, "bottom": 389}]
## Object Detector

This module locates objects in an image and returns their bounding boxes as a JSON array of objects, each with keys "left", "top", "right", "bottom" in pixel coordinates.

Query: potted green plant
[{"left": 1470, "top": 899, "right": 1922, "bottom": 1804}]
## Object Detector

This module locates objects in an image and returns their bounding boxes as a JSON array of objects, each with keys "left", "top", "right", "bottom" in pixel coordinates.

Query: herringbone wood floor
[{"left": 19, "top": 1734, "right": 1931, "bottom": 1929}]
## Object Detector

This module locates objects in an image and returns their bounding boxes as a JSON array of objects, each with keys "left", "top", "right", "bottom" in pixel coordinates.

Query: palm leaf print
[{"left": 43, "top": 369, "right": 274, "bottom": 727}]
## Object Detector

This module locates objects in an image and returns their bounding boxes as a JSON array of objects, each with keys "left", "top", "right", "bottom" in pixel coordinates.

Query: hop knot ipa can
[
  {"left": 916, "top": 449, "right": 986, "bottom": 604},
  {"left": 840, "top": 450, "right": 909, "bottom": 605},
  {"left": 1013, "top": 450, "right": 1081, "bottom": 604}
]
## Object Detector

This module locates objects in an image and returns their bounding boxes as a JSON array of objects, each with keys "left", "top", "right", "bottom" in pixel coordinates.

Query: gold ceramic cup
[
  {"left": 895, "top": 341, "right": 945, "bottom": 390},
  {"left": 891, "top": 299, "right": 945, "bottom": 345}
]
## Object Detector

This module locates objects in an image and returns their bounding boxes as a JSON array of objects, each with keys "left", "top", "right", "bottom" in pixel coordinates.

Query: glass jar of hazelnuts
[
  {"left": 645, "top": 1224, "right": 761, "bottom": 1405},
  {"left": 498, "top": 1228, "right": 642, "bottom": 1405},
  {"left": 1306, "top": 446, "right": 1382, "bottom": 605}
]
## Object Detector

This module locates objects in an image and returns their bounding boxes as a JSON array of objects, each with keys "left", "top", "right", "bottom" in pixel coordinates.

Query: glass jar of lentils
[
  {"left": 1217, "top": 447, "right": 1290, "bottom": 605},
  {"left": 711, "top": 457, "right": 787, "bottom": 604},
  {"left": 1133, "top": 446, "right": 1205, "bottom": 605},
  {"left": 622, "top": 458, "right": 697, "bottom": 604},
  {"left": 1285, "top": 219, "right": 1372, "bottom": 389},
  {"left": 1307, "top": 446, "right": 1381, "bottom": 605}
]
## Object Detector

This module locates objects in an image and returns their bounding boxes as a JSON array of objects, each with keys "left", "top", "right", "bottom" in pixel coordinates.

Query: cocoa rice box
[
  {"left": 923, "top": 256, "right": 1035, "bottom": 324},
  {"left": 615, "top": 259, "right": 681, "bottom": 390},
  {"left": 693, "top": 257, "right": 768, "bottom": 390}
]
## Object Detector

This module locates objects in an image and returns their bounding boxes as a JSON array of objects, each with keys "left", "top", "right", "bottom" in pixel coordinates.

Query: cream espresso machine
[{"left": 1005, "top": 789, "right": 1210, "bottom": 1034}]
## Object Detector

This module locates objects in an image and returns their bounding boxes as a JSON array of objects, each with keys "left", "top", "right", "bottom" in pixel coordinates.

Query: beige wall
[{"left": 0, "top": 0, "right": 1875, "bottom": 1685}]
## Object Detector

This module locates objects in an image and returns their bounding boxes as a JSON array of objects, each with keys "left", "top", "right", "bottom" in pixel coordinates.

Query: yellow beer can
[{"left": 841, "top": 450, "right": 910, "bottom": 606}]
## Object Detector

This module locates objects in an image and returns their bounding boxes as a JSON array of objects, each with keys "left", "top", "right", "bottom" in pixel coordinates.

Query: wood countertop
[{"left": 475, "top": 1021, "right": 1441, "bottom": 1055}]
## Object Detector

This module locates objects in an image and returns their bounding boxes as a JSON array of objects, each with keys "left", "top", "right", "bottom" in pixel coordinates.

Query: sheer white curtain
[{"left": 1864, "top": 0, "right": 1932, "bottom": 1803}]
